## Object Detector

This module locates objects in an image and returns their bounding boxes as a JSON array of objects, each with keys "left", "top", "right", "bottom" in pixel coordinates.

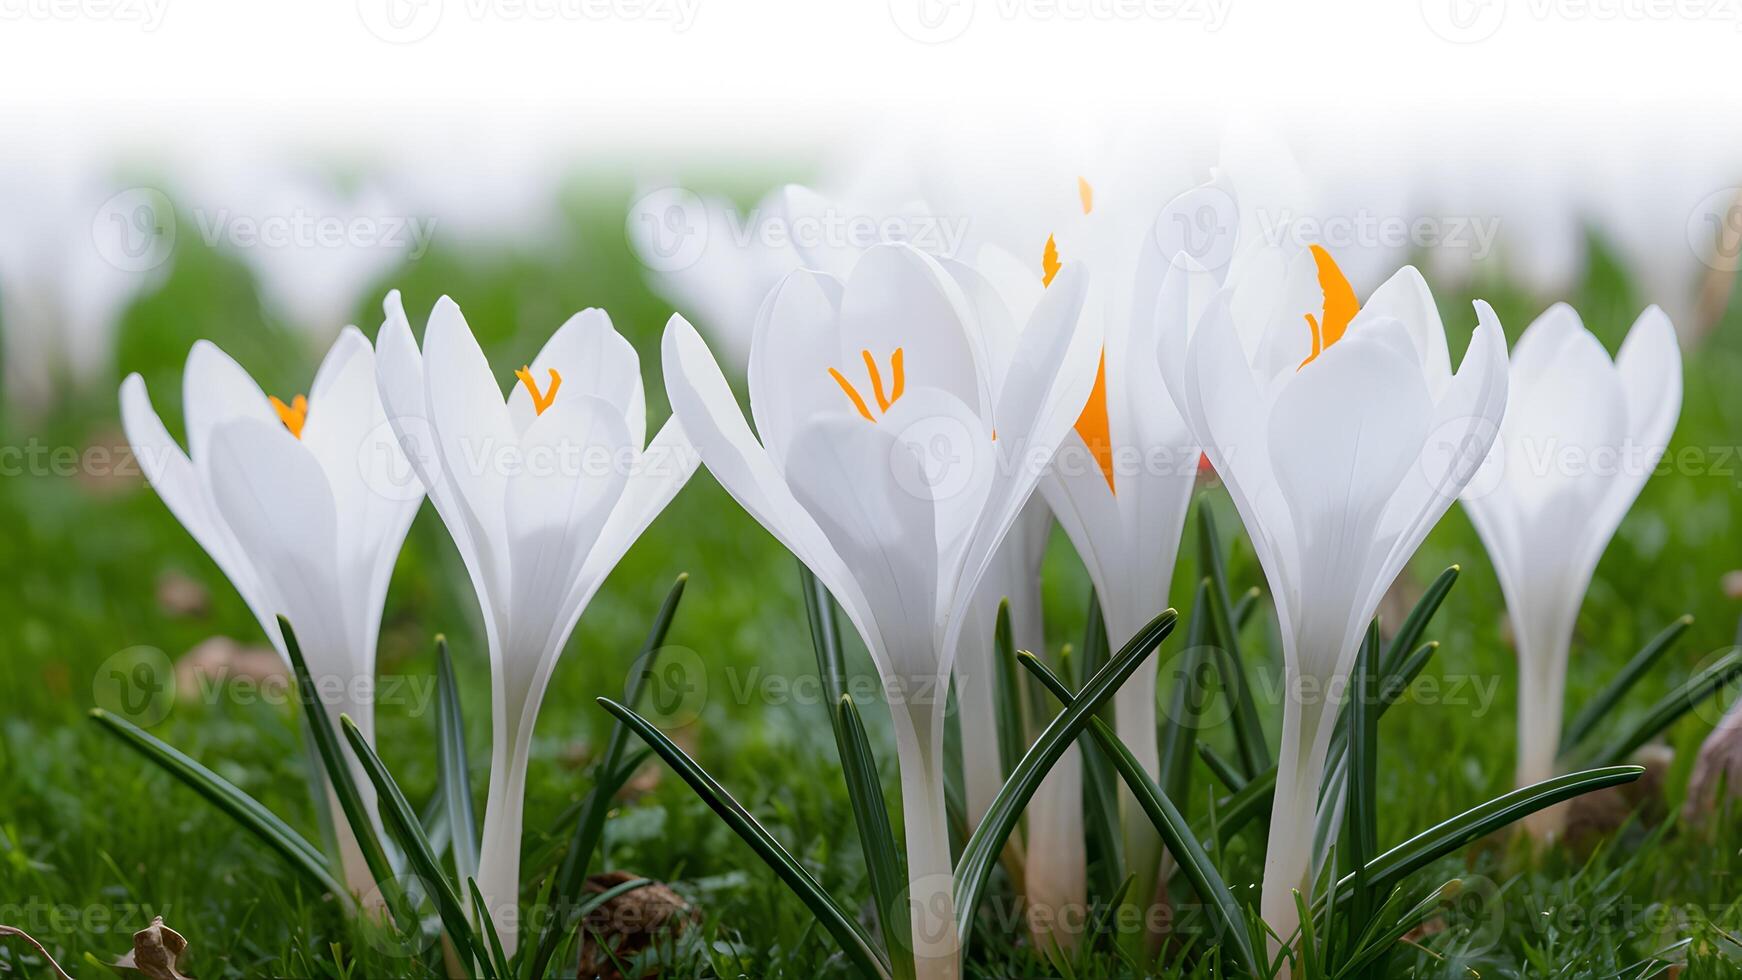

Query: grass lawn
[{"left": 3, "top": 177, "right": 1741, "bottom": 978}]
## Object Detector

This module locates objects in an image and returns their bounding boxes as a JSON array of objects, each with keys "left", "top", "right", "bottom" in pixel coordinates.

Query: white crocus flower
[
  {"left": 1460, "top": 304, "right": 1681, "bottom": 838},
  {"left": 373, "top": 291, "right": 698, "bottom": 954},
  {"left": 119, "top": 329, "right": 421, "bottom": 895},
  {"left": 1159, "top": 244, "right": 1510, "bottom": 954},
  {"left": 662, "top": 243, "right": 1100, "bottom": 978},
  {"left": 1025, "top": 175, "right": 1235, "bottom": 918}
]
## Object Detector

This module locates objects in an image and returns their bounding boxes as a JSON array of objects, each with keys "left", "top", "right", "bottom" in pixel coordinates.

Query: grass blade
[
  {"left": 341, "top": 716, "right": 489, "bottom": 975},
  {"left": 597, "top": 697, "right": 892, "bottom": 980},
  {"left": 435, "top": 637, "right": 479, "bottom": 889},
  {"left": 1560, "top": 615, "right": 1695, "bottom": 758},
  {"left": 992, "top": 600, "right": 1028, "bottom": 788},
  {"left": 954, "top": 608, "right": 1179, "bottom": 960},
  {"left": 1196, "top": 741, "right": 1246, "bottom": 793},
  {"left": 89, "top": 709, "right": 345, "bottom": 900},
  {"left": 525, "top": 574, "right": 688, "bottom": 980},
  {"left": 1334, "top": 879, "right": 1458, "bottom": 979},
  {"left": 279, "top": 617, "right": 398, "bottom": 897},
  {"left": 1157, "top": 579, "right": 1212, "bottom": 808},
  {"left": 1580, "top": 649, "right": 1742, "bottom": 768},
  {"left": 1325, "top": 766, "right": 1644, "bottom": 908},
  {"left": 1018, "top": 649, "right": 1260, "bottom": 973},
  {"left": 1196, "top": 504, "right": 1269, "bottom": 776},
  {"left": 1380, "top": 566, "right": 1458, "bottom": 673}
]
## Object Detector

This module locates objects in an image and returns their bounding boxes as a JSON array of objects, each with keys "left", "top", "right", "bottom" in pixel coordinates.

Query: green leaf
[
  {"left": 1076, "top": 590, "right": 1124, "bottom": 903},
  {"left": 953, "top": 608, "right": 1178, "bottom": 961},
  {"left": 837, "top": 693, "right": 912, "bottom": 979},
  {"left": 525, "top": 573, "right": 688, "bottom": 980},
  {"left": 1196, "top": 504, "right": 1269, "bottom": 776},
  {"left": 1017, "top": 649, "right": 1260, "bottom": 973},
  {"left": 467, "top": 878, "right": 514, "bottom": 980},
  {"left": 1379, "top": 566, "right": 1458, "bottom": 673},
  {"left": 1580, "top": 649, "right": 1742, "bottom": 768},
  {"left": 1560, "top": 614, "right": 1695, "bottom": 758},
  {"left": 597, "top": 697, "right": 892, "bottom": 980},
  {"left": 89, "top": 709, "right": 346, "bottom": 901},
  {"left": 435, "top": 637, "right": 480, "bottom": 890},
  {"left": 1342, "top": 624, "right": 1381, "bottom": 955},
  {"left": 341, "top": 716, "right": 489, "bottom": 976},
  {"left": 799, "top": 566, "right": 910, "bottom": 978},
  {"left": 1325, "top": 766, "right": 1644, "bottom": 909},
  {"left": 992, "top": 600, "right": 1028, "bottom": 789},
  {"left": 1157, "top": 579, "right": 1212, "bottom": 808},
  {"left": 1196, "top": 741, "right": 1246, "bottom": 793},
  {"left": 1333, "top": 879, "right": 1457, "bottom": 979}
]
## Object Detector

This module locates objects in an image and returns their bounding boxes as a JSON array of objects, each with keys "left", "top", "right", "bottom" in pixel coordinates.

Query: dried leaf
[
  {"left": 0, "top": 923, "right": 75, "bottom": 980},
  {"left": 575, "top": 871, "right": 696, "bottom": 979},
  {"left": 115, "top": 915, "right": 191, "bottom": 980}
]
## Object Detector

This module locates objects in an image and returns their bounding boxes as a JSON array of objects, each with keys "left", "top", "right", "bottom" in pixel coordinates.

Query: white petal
[
  {"left": 747, "top": 268, "right": 846, "bottom": 470},
  {"left": 509, "top": 308, "right": 646, "bottom": 449},
  {"left": 183, "top": 340, "right": 278, "bottom": 464},
  {"left": 572, "top": 414, "right": 700, "bottom": 609},
  {"left": 423, "top": 296, "right": 515, "bottom": 598},
  {"left": 1355, "top": 265, "right": 1452, "bottom": 397},
  {"left": 838, "top": 243, "right": 990, "bottom": 419}
]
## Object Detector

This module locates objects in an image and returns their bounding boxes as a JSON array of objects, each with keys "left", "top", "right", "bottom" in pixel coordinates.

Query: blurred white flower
[
  {"left": 119, "top": 328, "right": 420, "bottom": 894},
  {"left": 1460, "top": 303, "right": 1682, "bottom": 838},
  {"left": 1159, "top": 244, "right": 1509, "bottom": 952},
  {"left": 374, "top": 291, "right": 697, "bottom": 954},
  {"left": 662, "top": 242, "right": 1099, "bottom": 977}
]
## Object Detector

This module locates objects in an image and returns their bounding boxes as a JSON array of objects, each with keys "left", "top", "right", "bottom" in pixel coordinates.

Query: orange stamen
[
  {"left": 1077, "top": 176, "right": 1094, "bottom": 215},
  {"left": 1042, "top": 234, "right": 1062, "bottom": 288},
  {"left": 1073, "top": 351, "right": 1115, "bottom": 493},
  {"left": 830, "top": 348, "right": 906, "bottom": 422},
  {"left": 829, "top": 368, "right": 876, "bottom": 422},
  {"left": 515, "top": 366, "right": 563, "bottom": 415},
  {"left": 270, "top": 394, "right": 308, "bottom": 439},
  {"left": 1298, "top": 244, "right": 1360, "bottom": 370}
]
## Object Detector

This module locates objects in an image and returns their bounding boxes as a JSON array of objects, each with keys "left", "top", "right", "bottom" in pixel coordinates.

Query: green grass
[{"left": 2, "top": 179, "right": 1741, "bottom": 977}]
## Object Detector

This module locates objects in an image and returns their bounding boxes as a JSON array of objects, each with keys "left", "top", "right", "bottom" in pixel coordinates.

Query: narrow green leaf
[
  {"left": 435, "top": 637, "right": 480, "bottom": 889},
  {"left": 1018, "top": 649, "right": 1260, "bottom": 973},
  {"left": 1157, "top": 579, "right": 1212, "bottom": 808},
  {"left": 341, "top": 716, "right": 489, "bottom": 975},
  {"left": 467, "top": 879, "right": 514, "bottom": 980},
  {"left": 1325, "top": 766, "right": 1644, "bottom": 908},
  {"left": 280, "top": 617, "right": 398, "bottom": 897},
  {"left": 1196, "top": 741, "right": 1246, "bottom": 793},
  {"left": 837, "top": 693, "right": 912, "bottom": 979},
  {"left": 597, "top": 697, "right": 892, "bottom": 980},
  {"left": 1076, "top": 590, "right": 1124, "bottom": 902},
  {"left": 1231, "top": 586, "right": 1263, "bottom": 631},
  {"left": 525, "top": 573, "right": 687, "bottom": 980},
  {"left": 992, "top": 600, "right": 1028, "bottom": 789},
  {"left": 1581, "top": 649, "right": 1742, "bottom": 768},
  {"left": 1334, "top": 879, "right": 1457, "bottom": 979},
  {"left": 90, "top": 709, "right": 345, "bottom": 900},
  {"left": 800, "top": 566, "right": 910, "bottom": 978},
  {"left": 1196, "top": 504, "right": 1269, "bottom": 776},
  {"left": 1343, "top": 624, "right": 1381, "bottom": 952},
  {"left": 954, "top": 608, "right": 1178, "bottom": 961},
  {"left": 1380, "top": 566, "right": 1459, "bottom": 673},
  {"left": 1560, "top": 615, "right": 1695, "bottom": 758}
]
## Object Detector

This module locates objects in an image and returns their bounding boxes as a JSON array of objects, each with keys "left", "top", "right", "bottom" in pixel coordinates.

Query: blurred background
[{"left": 4, "top": 3, "right": 1742, "bottom": 975}]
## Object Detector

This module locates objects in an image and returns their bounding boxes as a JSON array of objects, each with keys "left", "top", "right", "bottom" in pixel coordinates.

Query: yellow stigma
[
  {"left": 1073, "top": 351, "right": 1115, "bottom": 492},
  {"left": 829, "top": 348, "right": 905, "bottom": 422},
  {"left": 1298, "top": 244, "right": 1360, "bottom": 370},
  {"left": 270, "top": 394, "right": 308, "bottom": 439},
  {"left": 1042, "top": 234, "right": 1062, "bottom": 288},
  {"left": 1077, "top": 176, "right": 1093, "bottom": 215},
  {"left": 515, "top": 366, "right": 563, "bottom": 415}
]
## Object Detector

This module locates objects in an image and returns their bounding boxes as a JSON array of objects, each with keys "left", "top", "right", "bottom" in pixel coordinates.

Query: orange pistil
[
  {"left": 1073, "top": 352, "right": 1115, "bottom": 493},
  {"left": 1298, "top": 244, "right": 1360, "bottom": 370},
  {"left": 830, "top": 348, "right": 906, "bottom": 422},
  {"left": 270, "top": 394, "right": 308, "bottom": 439},
  {"left": 515, "top": 367, "right": 563, "bottom": 415},
  {"left": 1077, "top": 176, "right": 1094, "bottom": 215},
  {"left": 1042, "top": 234, "right": 1062, "bottom": 288}
]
